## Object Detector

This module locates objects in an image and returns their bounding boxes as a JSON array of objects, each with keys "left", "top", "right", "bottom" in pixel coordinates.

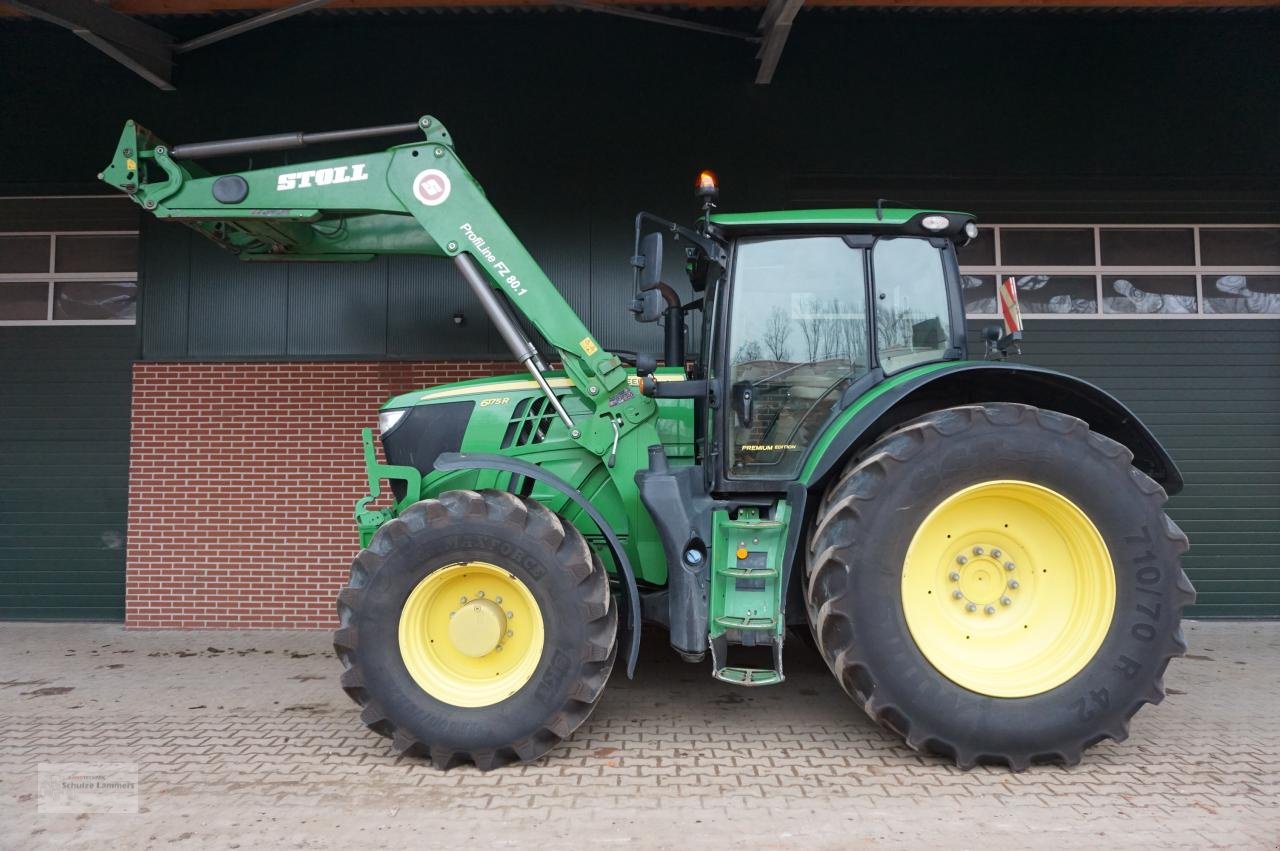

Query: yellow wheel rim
[
  {"left": 901, "top": 480, "right": 1116, "bottom": 698},
  {"left": 398, "top": 561, "right": 545, "bottom": 708}
]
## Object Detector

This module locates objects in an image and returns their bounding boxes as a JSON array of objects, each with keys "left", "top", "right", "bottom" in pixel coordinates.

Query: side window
[
  {"left": 726, "top": 237, "right": 869, "bottom": 479},
  {"left": 873, "top": 238, "right": 952, "bottom": 374}
]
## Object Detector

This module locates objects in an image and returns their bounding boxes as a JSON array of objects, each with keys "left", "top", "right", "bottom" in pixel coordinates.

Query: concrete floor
[{"left": 1, "top": 620, "right": 1277, "bottom": 850}]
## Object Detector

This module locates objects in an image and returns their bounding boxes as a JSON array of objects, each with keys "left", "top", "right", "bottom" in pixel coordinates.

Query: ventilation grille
[{"left": 500, "top": 395, "right": 559, "bottom": 449}]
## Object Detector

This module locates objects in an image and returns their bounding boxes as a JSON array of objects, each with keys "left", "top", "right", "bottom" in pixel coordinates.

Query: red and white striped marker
[{"left": 999, "top": 276, "right": 1023, "bottom": 339}]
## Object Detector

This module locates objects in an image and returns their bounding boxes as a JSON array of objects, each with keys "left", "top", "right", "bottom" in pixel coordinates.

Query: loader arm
[{"left": 100, "top": 115, "right": 656, "bottom": 457}]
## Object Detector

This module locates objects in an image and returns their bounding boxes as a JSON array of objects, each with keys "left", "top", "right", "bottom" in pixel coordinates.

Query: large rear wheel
[
  {"left": 806, "top": 403, "right": 1194, "bottom": 770},
  {"left": 334, "top": 489, "right": 616, "bottom": 770}
]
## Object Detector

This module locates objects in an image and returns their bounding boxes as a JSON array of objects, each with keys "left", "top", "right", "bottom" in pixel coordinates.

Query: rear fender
[{"left": 803, "top": 362, "right": 1183, "bottom": 495}]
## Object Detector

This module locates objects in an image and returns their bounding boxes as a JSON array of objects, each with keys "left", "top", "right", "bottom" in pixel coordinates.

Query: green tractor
[{"left": 102, "top": 115, "right": 1194, "bottom": 771}]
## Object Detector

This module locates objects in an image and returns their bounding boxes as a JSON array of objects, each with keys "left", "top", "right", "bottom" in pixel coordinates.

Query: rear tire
[
  {"left": 334, "top": 489, "right": 616, "bottom": 770},
  {"left": 805, "top": 403, "right": 1194, "bottom": 770}
]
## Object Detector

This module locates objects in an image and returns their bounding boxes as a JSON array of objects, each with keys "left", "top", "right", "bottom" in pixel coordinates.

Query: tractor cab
[{"left": 630, "top": 174, "right": 977, "bottom": 492}]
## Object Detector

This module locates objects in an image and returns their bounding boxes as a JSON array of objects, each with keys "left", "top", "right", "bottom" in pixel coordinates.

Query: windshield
[{"left": 725, "top": 236, "right": 870, "bottom": 479}]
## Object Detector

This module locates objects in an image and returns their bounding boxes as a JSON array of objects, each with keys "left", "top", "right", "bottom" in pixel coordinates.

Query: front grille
[{"left": 499, "top": 395, "right": 559, "bottom": 449}]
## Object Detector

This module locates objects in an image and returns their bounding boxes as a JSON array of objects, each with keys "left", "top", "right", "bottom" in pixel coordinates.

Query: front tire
[
  {"left": 806, "top": 403, "right": 1194, "bottom": 770},
  {"left": 334, "top": 489, "right": 617, "bottom": 770}
]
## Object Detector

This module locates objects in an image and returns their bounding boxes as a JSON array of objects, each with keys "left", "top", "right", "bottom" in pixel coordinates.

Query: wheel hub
[
  {"left": 448, "top": 598, "right": 508, "bottom": 657},
  {"left": 952, "top": 545, "right": 1017, "bottom": 611}
]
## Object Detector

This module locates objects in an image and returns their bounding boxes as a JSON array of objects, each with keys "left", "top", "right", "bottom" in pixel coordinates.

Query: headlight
[
  {"left": 378, "top": 409, "right": 408, "bottom": 437},
  {"left": 921, "top": 215, "right": 950, "bottom": 232},
  {"left": 964, "top": 222, "right": 979, "bottom": 239}
]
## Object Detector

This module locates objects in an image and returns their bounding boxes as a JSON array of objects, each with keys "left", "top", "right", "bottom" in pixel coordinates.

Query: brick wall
[{"left": 126, "top": 361, "right": 512, "bottom": 628}]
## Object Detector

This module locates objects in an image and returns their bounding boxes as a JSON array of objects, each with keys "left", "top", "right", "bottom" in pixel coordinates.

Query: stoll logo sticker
[
  {"left": 412, "top": 169, "right": 451, "bottom": 206},
  {"left": 38, "top": 763, "right": 139, "bottom": 813}
]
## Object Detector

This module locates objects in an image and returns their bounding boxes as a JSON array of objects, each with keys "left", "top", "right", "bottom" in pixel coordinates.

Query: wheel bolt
[
  {"left": 972, "top": 546, "right": 985, "bottom": 556},
  {"left": 477, "top": 591, "right": 485, "bottom": 598},
  {"left": 495, "top": 645, "right": 503, "bottom": 652},
  {"left": 459, "top": 596, "right": 468, "bottom": 605},
  {"left": 952, "top": 590, "right": 964, "bottom": 599},
  {"left": 1000, "top": 596, "right": 1012, "bottom": 606},
  {"left": 991, "top": 548, "right": 1002, "bottom": 559},
  {"left": 985, "top": 605, "right": 996, "bottom": 615},
  {"left": 1004, "top": 561, "right": 1016, "bottom": 571},
  {"left": 506, "top": 630, "right": 514, "bottom": 638},
  {"left": 949, "top": 571, "right": 961, "bottom": 582},
  {"left": 495, "top": 596, "right": 502, "bottom": 604},
  {"left": 1008, "top": 579, "right": 1019, "bottom": 590},
  {"left": 507, "top": 611, "right": 514, "bottom": 619},
  {"left": 965, "top": 602, "right": 977, "bottom": 612},
  {"left": 956, "top": 555, "right": 968, "bottom": 565}
]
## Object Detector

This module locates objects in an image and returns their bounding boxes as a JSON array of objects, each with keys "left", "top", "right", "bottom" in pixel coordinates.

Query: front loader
[{"left": 102, "top": 115, "right": 1194, "bottom": 771}]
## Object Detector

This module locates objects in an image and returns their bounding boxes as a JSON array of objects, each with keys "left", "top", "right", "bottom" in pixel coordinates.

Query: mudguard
[
  {"left": 433, "top": 452, "right": 642, "bottom": 679},
  {"left": 804, "top": 361, "right": 1183, "bottom": 495}
]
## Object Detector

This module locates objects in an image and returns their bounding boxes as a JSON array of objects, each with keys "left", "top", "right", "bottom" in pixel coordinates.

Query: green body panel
[
  {"left": 799, "top": 360, "right": 964, "bottom": 484},
  {"left": 368, "top": 368, "right": 696, "bottom": 587}
]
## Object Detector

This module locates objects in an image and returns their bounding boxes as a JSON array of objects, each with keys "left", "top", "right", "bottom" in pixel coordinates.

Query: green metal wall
[{"left": 0, "top": 327, "right": 134, "bottom": 620}]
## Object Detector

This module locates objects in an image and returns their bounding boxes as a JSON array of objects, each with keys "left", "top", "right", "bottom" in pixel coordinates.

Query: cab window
[
  {"left": 725, "top": 237, "right": 870, "bottom": 479},
  {"left": 872, "top": 237, "right": 952, "bottom": 373}
]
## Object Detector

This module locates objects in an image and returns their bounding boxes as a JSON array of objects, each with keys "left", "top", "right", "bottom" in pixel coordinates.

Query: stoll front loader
[{"left": 102, "top": 115, "right": 1194, "bottom": 771}]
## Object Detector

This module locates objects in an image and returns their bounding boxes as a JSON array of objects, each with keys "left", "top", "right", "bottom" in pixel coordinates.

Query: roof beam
[
  {"left": 558, "top": 1, "right": 760, "bottom": 43},
  {"left": 8, "top": 0, "right": 174, "bottom": 90},
  {"left": 174, "top": 0, "right": 338, "bottom": 54},
  {"left": 754, "top": 0, "right": 805, "bottom": 85}
]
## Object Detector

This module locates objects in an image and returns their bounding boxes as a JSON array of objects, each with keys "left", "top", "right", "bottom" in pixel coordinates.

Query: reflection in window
[
  {"left": 961, "top": 275, "right": 996, "bottom": 315},
  {"left": 1203, "top": 275, "right": 1280, "bottom": 315},
  {"left": 873, "top": 238, "right": 951, "bottom": 372},
  {"left": 1004, "top": 274, "right": 1097, "bottom": 314},
  {"left": 1102, "top": 276, "right": 1197, "bottom": 314},
  {"left": 727, "top": 237, "right": 869, "bottom": 479},
  {"left": 53, "top": 281, "right": 138, "bottom": 320}
]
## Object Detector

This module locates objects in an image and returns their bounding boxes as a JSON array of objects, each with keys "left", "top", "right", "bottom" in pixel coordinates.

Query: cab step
[{"left": 713, "top": 666, "right": 783, "bottom": 686}]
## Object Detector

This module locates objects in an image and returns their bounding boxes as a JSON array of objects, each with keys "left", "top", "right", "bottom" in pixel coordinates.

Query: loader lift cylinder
[
  {"left": 452, "top": 253, "right": 576, "bottom": 432},
  {"left": 168, "top": 121, "right": 424, "bottom": 160}
]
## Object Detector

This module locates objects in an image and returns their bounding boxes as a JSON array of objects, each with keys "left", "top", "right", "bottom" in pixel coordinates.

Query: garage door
[{"left": 0, "top": 201, "right": 137, "bottom": 620}]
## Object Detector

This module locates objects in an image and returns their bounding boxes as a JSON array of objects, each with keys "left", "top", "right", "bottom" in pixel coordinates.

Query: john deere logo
[{"left": 412, "top": 169, "right": 451, "bottom": 206}]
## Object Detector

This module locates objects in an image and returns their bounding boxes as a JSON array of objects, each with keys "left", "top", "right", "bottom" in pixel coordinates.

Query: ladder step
[
  {"left": 716, "top": 566, "right": 779, "bottom": 578},
  {"left": 721, "top": 519, "right": 785, "bottom": 530},
  {"left": 715, "top": 615, "right": 777, "bottom": 631},
  {"left": 713, "top": 667, "right": 782, "bottom": 686}
]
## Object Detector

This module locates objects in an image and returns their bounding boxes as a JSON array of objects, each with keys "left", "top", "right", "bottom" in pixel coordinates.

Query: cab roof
[{"left": 709, "top": 208, "right": 975, "bottom": 241}]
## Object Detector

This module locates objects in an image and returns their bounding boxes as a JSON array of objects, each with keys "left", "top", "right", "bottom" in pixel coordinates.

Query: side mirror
[
  {"left": 731, "top": 381, "right": 754, "bottom": 428},
  {"left": 628, "top": 288, "right": 667, "bottom": 323},
  {"left": 637, "top": 232, "right": 664, "bottom": 291}
]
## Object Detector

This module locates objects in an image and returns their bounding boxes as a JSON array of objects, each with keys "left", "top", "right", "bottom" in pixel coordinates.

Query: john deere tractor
[{"left": 102, "top": 115, "right": 1194, "bottom": 771}]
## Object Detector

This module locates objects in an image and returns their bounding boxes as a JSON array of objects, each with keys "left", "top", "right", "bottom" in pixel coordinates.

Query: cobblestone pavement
[{"left": 1, "top": 620, "right": 1276, "bottom": 850}]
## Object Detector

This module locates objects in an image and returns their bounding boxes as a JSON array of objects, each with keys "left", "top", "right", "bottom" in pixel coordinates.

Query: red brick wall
[{"left": 126, "top": 361, "right": 512, "bottom": 629}]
